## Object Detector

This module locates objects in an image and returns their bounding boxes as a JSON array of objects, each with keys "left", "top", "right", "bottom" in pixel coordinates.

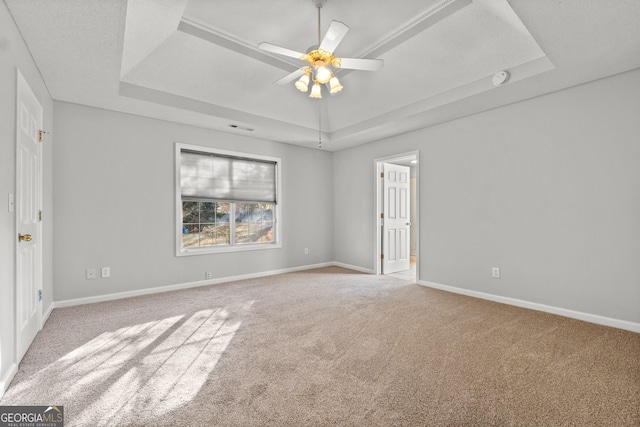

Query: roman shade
[{"left": 180, "top": 150, "right": 277, "bottom": 203}]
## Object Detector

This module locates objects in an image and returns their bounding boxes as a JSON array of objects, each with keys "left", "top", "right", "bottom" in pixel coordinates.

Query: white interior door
[
  {"left": 16, "top": 70, "right": 43, "bottom": 362},
  {"left": 382, "top": 163, "right": 411, "bottom": 274}
]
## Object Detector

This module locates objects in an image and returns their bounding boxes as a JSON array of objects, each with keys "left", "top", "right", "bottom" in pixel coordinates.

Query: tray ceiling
[{"left": 5, "top": 0, "right": 640, "bottom": 150}]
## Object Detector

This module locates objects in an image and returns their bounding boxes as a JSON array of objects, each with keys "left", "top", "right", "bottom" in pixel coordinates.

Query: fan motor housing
[{"left": 304, "top": 49, "right": 334, "bottom": 67}]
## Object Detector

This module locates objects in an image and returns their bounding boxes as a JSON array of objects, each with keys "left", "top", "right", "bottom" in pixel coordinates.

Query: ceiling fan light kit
[{"left": 259, "top": 0, "right": 383, "bottom": 99}]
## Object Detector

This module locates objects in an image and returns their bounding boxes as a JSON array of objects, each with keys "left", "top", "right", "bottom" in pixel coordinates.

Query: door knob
[
  {"left": 18, "top": 233, "right": 32, "bottom": 242},
  {"left": 406, "top": 222, "right": 412, "bottom": 226}
]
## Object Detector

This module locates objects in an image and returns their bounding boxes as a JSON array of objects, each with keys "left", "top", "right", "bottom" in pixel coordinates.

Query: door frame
[
  {"left": 15, "top": 69, "right": 44, "bottom": 362},
  {"left": 374, "top": 151, "right": 419, "bottom": 278}
]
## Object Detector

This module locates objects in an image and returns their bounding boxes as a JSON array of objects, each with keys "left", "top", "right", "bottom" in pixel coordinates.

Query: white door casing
[
  {"left": 16, "top": 70, "right": 43, "bottom": 362},
  {"left": 382, "top": 163, "right": 411, "bottom": 274}
]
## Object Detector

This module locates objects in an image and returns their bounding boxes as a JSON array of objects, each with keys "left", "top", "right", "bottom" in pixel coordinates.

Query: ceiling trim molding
[
  {"left": 338, "top": 0, "right": 472, "bottom": 79},
  {"left": 178, "top": 17, "right": 298, "bottom": 73},
  {"left": 331, "top": 55, "right": 555, "bottom": 143},
  {"left": 118, "top": 81, "right": 319, "bottom": 139},
  {"left": 359, "top": 0, "right": 472, "bottom": 59}
]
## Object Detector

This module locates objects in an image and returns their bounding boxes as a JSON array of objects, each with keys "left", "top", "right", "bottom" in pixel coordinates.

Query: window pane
[
  {"left": 235, "top": 203, "right": 273, "bottom": 244},
  {"left": 182, "top": 201, "right": 199, "bottom": 223},
  {"left": 182, "top": 224, "right": 201, "bottom": 247},
  {"left": 200, "top": 202, "right": 217, "bottom": 223},
  {"left": 217, "top": 203, "right": 230, "bottom": 224},
  {"left": 200, "top": 223, "right": 230, "bottom": 246}
]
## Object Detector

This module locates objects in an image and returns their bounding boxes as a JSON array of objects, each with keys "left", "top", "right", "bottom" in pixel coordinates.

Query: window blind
[{"left": 180, "top": 150, "right": 277, "bottom": 203}]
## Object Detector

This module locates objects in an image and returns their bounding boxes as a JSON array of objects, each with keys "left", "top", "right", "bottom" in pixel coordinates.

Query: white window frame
[{"left": 175, "top": 142, "right": 282, "bottom": 256}]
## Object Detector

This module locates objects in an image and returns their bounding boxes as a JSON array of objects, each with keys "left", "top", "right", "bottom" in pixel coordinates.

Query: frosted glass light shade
[
  {"left": 309, "top": 82, "right": 322, "bottom": 98},
  {"left": 329, "top": 76, "right": 343, "bottom": 94},
  {"left": 315, "top": 66, "right": 332, "bottom": 84},
  {"left": 295, "top": 74, "right": 310, "bottom": 92}
]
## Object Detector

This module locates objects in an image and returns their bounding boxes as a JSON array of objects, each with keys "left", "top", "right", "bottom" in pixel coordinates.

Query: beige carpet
[{"left": 2, "top": 267, "right": 639, "bottom": 426}]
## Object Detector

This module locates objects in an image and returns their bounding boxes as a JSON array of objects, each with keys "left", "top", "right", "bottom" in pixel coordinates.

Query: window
[{"left": 176, "top": 143, "right": 281, "bottom": 255}]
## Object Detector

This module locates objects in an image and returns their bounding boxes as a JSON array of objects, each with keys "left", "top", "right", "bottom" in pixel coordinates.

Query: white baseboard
[
  {"left": 42, "top": 302, "right": 54, "bottom": 325},
  {"left": 332, "top": 262, "right": 375, "bottom": 274},
  {"left": 53, "top": 262, "right": 338, "bottom": 309},
  {"left": 418, "top": 280, "right": 640, "bottom": 333},
  {"left": 51, "top": 265, "right": 639, "bottom": 333},
  {"left": 0, "top": 363, "right": 18, "bottom": 399}
]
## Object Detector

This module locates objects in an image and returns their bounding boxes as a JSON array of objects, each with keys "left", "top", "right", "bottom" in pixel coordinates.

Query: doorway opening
[{"left": 375, "top": 152, "right": 419, "bottom": 282}]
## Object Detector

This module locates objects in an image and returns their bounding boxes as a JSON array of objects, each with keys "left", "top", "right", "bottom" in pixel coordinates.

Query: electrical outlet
[
  {"left": 101, "top": 267, "right": 110, "bottom": 278},
  {"left": 492, "top": 267, "right": 500, "bottom": 278},
  {"left": 86, "top": 268, "right": 96, "bottom": 280},
  {"left": 205, "top": 272, "right": 212, "bottom": 279},
  {"left": 304, "top": 248, "right": 309, "bottom": 255}
]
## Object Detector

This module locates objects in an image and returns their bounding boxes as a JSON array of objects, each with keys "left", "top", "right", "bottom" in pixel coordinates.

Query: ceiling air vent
[{"left": 227, "top": 124, "right": 254, "bottom": 132}]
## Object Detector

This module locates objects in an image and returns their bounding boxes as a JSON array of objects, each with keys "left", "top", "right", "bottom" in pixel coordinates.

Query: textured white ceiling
[
  {"left": 5, "top": 0, "right": 640, "bottom": 151},
  {"left": 121, "top": 0, "right": 188, "bottom": 77}
]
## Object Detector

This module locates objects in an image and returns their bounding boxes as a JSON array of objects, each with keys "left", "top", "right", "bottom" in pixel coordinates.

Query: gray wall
[
  {"left": 52, "top": 102, "right": 333, "bottom": 301},
  {"left": 0, "top": 3, "right": 54, "bottom": 391},
  {"left": 333, "top": 68, "right": 640, "bottom": 324}
]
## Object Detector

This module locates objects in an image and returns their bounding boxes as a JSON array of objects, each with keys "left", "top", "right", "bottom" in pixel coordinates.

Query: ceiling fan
[{"left": 258, "top": 0, "right": 384, "bottom": 99}]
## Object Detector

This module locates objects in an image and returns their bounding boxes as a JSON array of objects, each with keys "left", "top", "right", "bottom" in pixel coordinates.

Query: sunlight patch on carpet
[{"left": 7, "top": 304, "right": 251, "bottom": 425}]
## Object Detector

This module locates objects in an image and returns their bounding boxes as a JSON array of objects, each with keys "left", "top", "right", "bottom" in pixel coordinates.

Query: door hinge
[
  {"left": 39, "top": 210, "right": 42, "bottom": 221},
  {"left": 380, "top": 213, "right": 384, "bottom": 219},
  {"left": 38, "top": 130, "right": 50, "bottom": 142},
  {"left": 380, "top": 254, "right": 384, "bottom": 259},
  {"left": 38, "top": 290, "right": 42, "bottom": 302},
  {"left": 380, "top": 172, "right": 384, "bottom": 178}
]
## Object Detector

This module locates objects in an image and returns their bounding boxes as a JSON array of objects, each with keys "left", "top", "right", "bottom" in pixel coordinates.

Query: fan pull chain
[{"left": 318, "top": 103, "right": 322, "bottom": 149}]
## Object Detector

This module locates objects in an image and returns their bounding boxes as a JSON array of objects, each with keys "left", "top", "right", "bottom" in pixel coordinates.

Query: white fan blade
[
  {"left": 319, "top": 20, "right": 349, "bottom": 53},
  {"left": 274, "top": 69, "right": 305, "bottom": 86},
  {"left": 335, "top": 57, "right": 384, "bottom": 71},
  {"left": 258, "top": 42, "right": 307, "bottom": 60}
]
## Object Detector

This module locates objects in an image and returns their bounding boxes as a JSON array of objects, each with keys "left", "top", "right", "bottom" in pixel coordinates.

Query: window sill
[{"left": 177, "top": 242, "right": 282, "bottom": 256}]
